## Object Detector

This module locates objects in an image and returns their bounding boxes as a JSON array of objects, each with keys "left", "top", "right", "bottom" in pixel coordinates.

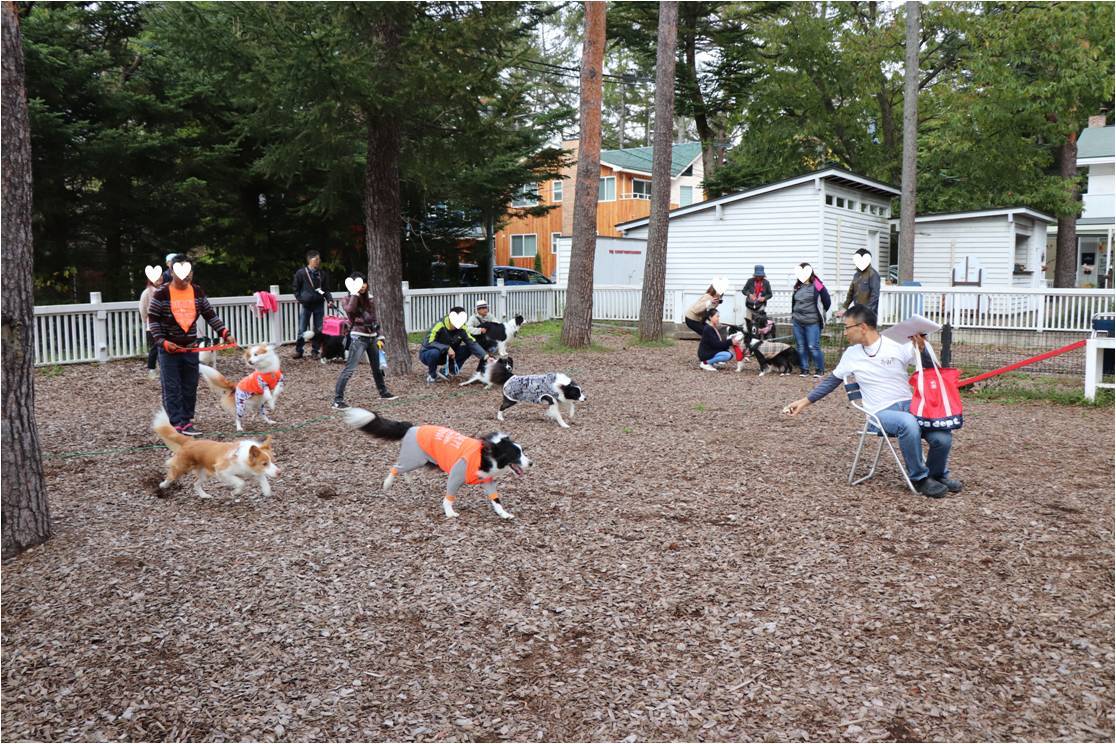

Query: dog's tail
[
  {"left": 199, "top": 364, "right": 235, "bottom": 392},
  {"left": 342, "top": 408, "right": 413, "bottom": 440},
  {"left": 152, "top": 409, "right": 189, "bottom": 452}
]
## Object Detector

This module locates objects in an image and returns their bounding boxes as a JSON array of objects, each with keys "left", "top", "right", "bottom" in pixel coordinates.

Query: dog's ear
[
  {"left": 248, "top": 445, "right": 262, "bottom": 462},
  {"left": 261, "top": 435, "right": 273, "bottom": 450}
]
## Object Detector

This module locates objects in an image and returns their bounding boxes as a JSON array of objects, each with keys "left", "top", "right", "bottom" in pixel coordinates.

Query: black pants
[
  {"left": 684, "top": 317, "right": 705, "bottom": 336},
  {"left": 145, "top": 332, "right": 159, "bottom": 371},
  {"left": 334, "top": 334, "right": 388, "bottom": 403}
]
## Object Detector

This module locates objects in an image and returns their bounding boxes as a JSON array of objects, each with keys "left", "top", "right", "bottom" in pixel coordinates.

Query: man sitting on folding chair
[{"left": 783, "top": 304, "right": 962, "bottom": 499}]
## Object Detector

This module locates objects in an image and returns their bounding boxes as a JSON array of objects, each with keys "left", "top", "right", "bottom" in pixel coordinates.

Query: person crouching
[{"left": 697, "top": 308, "right": 741, "bottom": 372}]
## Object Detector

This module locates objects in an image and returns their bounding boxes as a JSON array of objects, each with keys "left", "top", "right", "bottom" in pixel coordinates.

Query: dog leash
[{"left": 169, "top": 342, "right": 239, "bottom": 354}]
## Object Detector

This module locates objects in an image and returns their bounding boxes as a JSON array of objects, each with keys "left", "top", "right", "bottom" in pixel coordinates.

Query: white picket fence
[{"left": 30, "top": 282, "right": 1113, "bottom": 367}]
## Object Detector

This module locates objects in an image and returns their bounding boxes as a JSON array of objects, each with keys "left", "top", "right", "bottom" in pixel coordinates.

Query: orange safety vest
[
  {"left": 237, "top": 370, "right": 283, "bottom": 395},
  {"left": 169, "top": 284, "right": 197, "bottom": 334},
  {"left": 415, "top": 425, "right": 491, "bottom": 484}
]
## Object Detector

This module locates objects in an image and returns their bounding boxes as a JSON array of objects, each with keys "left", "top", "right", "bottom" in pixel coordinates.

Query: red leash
[
  {"left": 957, "top": 339, "right": 1087, "bottom": 388},
  {"left": 172, "top": 342, "right": 239, "bottom": 354}
]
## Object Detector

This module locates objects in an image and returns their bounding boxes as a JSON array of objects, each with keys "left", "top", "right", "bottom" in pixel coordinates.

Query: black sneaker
[
  {"left": 292, "top": 351, "right": 304, "bottom": 360},
  {"left": 331, "top": 401, "right": 350, "bottom": 410},
  {"left": 178, "top": 423, "right": 202, "bottom": 437},
  {"left": 379, "top": 392, "right": 398, "bottom": 401},
  {"left": 914, "top": 477, "right": 948, "bottom": 498},
  {"left": 311, "top": 351, "right": 320, "bottom": 360},
  {"left": 936, "top": 477, "right": 964, "bottom": 493}
]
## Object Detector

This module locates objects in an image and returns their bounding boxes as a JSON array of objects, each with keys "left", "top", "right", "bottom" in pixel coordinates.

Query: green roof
[
  {"left": 1078, "top": 125, "right": 1114, "bottom": 159},
  {"left": 599, "top": 142, "right": 702, "bottom": 177}
]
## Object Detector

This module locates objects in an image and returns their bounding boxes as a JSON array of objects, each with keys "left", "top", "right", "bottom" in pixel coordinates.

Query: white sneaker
[
  {"left": 147, "top": 369, "right": 158, "bottom": 380},
  {"left": 700, "top": 362, "right": 718, "bottom": 372}
]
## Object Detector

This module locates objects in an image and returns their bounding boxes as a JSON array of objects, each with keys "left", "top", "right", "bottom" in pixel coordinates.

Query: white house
[
  {"left": 553, "top": 235, "right": 646, "bottom": 286},
  {"left": 606, "top": 167, "right": 898, "bottom": 295},
  {"left": 889, "top": 208, "right": 1055, "bottom": 288},
  {"left": 1048, "top": 119, "right": 1114, "bottom": 287}
]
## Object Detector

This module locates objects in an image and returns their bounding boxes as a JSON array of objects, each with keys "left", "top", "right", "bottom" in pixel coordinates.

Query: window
[
  {"left": 510, "top": 234, "right": 537, "bottom": 257},
  {"left": 860, "top": 202, "right": 870, "bottom": 213},
  {"left": 552, "top": 180, "right": 564, "bottom": 203},
  {"left": 835, "top": 197, "right": 845, "bottom": 208},
  {"left": 846, "top": 199, "right": 857, "bottom": 211},
  {"left": 680, "top": 185, "right": 694, "bottom": 206},
  {"left": 825, "top": 195, "right": 834, "bottom": 206},
  {"left": 551, "top": 232, "right": 561, "bottom": 254},
  {"left": 598, "top": 176, "right": 616, "bottom": 201},
  {"left": 511, "top": 183, "right": 539, "bottom": 208},
  {"left": 632, "top": 178, "right": 651, "bottom": 199},
  {"left": 528, "top": 272, "right": 552, "bottom": 285},
  {"left": 681, "top": 164, "right": 693, "bottom": 177}
]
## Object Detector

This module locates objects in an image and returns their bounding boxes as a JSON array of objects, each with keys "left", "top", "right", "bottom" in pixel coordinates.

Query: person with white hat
[
  {"left": 465, "top": 299, "right": 501, "bottom": 371},
  {"left": 160, "top": 253, "right": 177, "bottom": 284}
]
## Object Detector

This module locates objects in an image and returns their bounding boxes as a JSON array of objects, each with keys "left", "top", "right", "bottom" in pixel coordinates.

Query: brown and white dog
[
  {"left": 199, "top": 345, "right": 284, "bottom": 431},
  {"left": 153, "top": 410, "right": 279, "bottom": 498}
]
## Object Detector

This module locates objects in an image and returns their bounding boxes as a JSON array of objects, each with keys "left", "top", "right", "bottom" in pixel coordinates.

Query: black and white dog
[
  {"left": 498, "top": 372, "right": 586, "bottom": 428},
  {"left": 478, "top": 314, "right": 525, "bottom": 358},
  {"left": 460, "top": 356, "right": 515, "bottom": 389},
  {"left": 746, "top": 336, "right": 798, "bottom": 375},
  {"left": 300, "top": 329, "right": 349, "bottom": 363}
]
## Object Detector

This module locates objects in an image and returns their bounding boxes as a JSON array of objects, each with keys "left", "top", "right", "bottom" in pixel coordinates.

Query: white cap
[
  {"left": 165, "top": 253, "right": 176, "bottom": 265},
  {"left": 475, "top": 300, "right": 488, "bottom": 309}
]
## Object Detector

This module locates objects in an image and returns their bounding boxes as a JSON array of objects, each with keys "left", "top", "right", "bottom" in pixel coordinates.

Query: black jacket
[
  {"left": 292, "top": 266, "right": 333, "bottom": 306},
  {"left": 741, "top": 277, "right": 773, "bottom": 310},
  {"left": 697, "top": 323, "right": 733, "bottom": 362}
]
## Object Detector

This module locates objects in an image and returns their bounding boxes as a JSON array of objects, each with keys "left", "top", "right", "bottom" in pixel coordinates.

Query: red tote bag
[{"left": 909, "top": 342, "right": 964, "bottom": 431}]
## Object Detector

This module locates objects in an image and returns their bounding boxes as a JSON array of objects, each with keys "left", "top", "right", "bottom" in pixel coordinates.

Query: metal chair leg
[
  {"left": 850, "top": 429, "right": 885, "bottom": 486},
  {"left": 881, "top": 434, "right": 918, "bottom": 494}
]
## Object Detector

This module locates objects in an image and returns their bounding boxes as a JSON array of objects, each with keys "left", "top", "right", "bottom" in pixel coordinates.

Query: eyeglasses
[{"left": 843, "top": 322, "right": 863, "bottom": 330}]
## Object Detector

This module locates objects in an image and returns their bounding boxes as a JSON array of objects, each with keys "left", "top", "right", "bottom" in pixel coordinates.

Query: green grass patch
[
  {"left": 694, "top": 402, "right": 707, "bottom": 412},
  {"left": 629, "top": 333, "right": 675, "bottom": 348},
  {"left": 964, "top": 371, "right": 1115, "bottom": 407},
  {"left": 40, "top": 364, "right": 65, "bottom": 378}
]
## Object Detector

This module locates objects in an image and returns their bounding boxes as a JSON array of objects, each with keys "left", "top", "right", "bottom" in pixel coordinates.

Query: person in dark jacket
[
  {"left": 147, "top": 255, "right": 235, "bottom": 436},
  {"left": 292, "top": 250, "right": 333, "bottom": 359},
  {"left": 741, "top": 264, "right": 773, "bottom": 333},
  {"left": 837, "top": 249, "right": 882, "bottom": 316},
  {"left": 419, "top": 306, "right": 493, "bottom": 383},
  {"left": 332, "top": 272, "right": 395, "bottom": 408},
  {"left": 791, "top": 262, "right": 832, "bottom": 378},
  {"left": 697, "top": 308, "right": 739, "bottom": 371}
]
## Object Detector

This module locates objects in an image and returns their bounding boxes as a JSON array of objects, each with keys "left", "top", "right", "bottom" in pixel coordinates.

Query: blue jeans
[
  {"left": 871, "top": 400, "right": 952, "bottom": 482},
  {"left": 158, "top": 347, "right": 200, "bottom": 427},
  {"left": 420, "top": 345, "right": 478, "bottom": 377},
  {"left": 792, "top": 320, "right": 824, "bottom": 374},
  {"left": 705, "top": 350, "right": 733, "bottom": 365},
  {"left": 334, "top": 335, "right": 388, "bottom": 403},
  {"left": 296, "top": 303, "right": 325, "bottom": 354}
]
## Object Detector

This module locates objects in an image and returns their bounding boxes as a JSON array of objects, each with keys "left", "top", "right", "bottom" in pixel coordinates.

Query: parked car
[
  {"left": 493, "top": 266, "right": 553, "bottom": 286},
  {"left": 428, "top": 263, "right": 553, "bottom": 287}
]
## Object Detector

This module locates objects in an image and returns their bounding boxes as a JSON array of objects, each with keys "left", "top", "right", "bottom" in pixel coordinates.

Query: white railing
[{"left": 30, "top": 283, "right": 1115, "bottom": 366}]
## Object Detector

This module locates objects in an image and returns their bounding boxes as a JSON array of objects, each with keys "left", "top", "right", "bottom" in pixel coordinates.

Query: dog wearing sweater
[
  {"left": 199, "top": 345, "right": 284, "bottom": 431},
  {"left": 498, "top": 372, "right": 585, "bottom": 428},
  {"left": 343, "top": 408, "right": 530, "bottom": 519}
]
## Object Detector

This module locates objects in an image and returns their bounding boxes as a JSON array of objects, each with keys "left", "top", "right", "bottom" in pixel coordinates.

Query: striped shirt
[{"left": 147, "top": 282, "right": 226, "bottom": 347}]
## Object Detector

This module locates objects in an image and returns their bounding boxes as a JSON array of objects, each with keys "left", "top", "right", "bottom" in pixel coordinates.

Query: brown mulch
[{"left": 3, "top": 326, "right": 1113, "bottom": 742}]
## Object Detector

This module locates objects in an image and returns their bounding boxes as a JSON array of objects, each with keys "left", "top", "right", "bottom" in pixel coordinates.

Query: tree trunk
[
  {"left": 560, "top": 1, "right": 606, "bottom": 349},
  {"left": 638, "top": 0, "right": 678, "bottom": 342},
  {"left": 1053, "top": 132, "right": 1079, "bottom": 288},
  {"left": 364, "top": 117, "right": 410, "bottom": 375},
  {"left": 680, "top": 5, "right": 717, "bottom": 181},
  {"left": 898, "top": 1, "right": 919, "bottom": 284},
  {"left": 2, "top": 0, "right": 51, "bottom": 559}
]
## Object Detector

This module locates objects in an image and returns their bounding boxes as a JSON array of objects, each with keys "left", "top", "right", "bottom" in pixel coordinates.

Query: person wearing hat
[
  {"left": 465, "top": 299, "right": 502, "bottom": 371},
  {"left": 160, "top": 253, "right": 177, "bottom": 284},
  {"left": 836, "top": 249, "right": 881, "bottom": 316},
  {"left": 741, "top": 265, "right": 773, "bottom": 327}
]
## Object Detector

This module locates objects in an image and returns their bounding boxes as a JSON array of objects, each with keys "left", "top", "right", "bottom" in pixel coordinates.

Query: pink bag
[{"left": 322, "top": 316, "right": 349, "bottom": 337}]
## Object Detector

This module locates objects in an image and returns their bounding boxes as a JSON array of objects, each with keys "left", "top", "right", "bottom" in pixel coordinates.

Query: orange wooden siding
[{"left": 495, "top": 167, "right": 675, "bottom": 277}]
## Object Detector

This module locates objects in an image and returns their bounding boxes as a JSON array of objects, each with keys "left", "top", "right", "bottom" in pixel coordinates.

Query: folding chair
[{"left": 845, "top": 377, "right": 917, "bottom": 494}]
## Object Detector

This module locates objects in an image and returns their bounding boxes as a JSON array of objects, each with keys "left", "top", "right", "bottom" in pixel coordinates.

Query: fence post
[
  {"left": 402, "top": 281, "right": 413, "bottom": 333},
  {"left": 941, "top": 322, "right": 952, "bottom": 368},
  {"left": 268, "top": 284, "right": 282, "bottom": 345},
  {"left": 497, "top": 278, "right": 508, "bottom": 321},
  {"left": 672, "top": 290, "right": 685, "bottom": 324},
  {"left": 1035, "top": 291, "right": 1046, "bottom": 333},
  {"left": 90, "top": 291, "right": 109, "bottom": 362}
]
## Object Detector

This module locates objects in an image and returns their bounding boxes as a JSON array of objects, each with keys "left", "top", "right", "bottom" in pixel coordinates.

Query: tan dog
[{"left": 153, "top": 410, "right": 279, "bottom": 499}]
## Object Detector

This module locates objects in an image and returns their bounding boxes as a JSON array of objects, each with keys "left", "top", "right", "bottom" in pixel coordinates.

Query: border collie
[
  {"left": 343, "top": 408, "right": 531, "bottom": 519},
  {"left": 153, "top": 410, "right": 279, "bottom": 498},
  {"left": 498, "top": 372, "right": 586, "bottom": 429},
  {"left": 459, "top": 356, "right": 515, "bottom": 389},
  {"left": 199, "top": 345, "right": 284, "bottom": 431}
]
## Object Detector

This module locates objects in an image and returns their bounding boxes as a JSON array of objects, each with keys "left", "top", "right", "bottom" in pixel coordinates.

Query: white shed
[
  {"left": 554, "top": 235, "right": 647, "bottom": 286},
  {"left": 890, "top": 208, "right": 1054, "bottom": 288},
  {"left": 612, "top": 167, "right": 898, "bottom": 295}
]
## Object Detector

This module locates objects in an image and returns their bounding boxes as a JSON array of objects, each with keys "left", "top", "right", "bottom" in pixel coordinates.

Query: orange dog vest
[
  {"left": 415, "top": 425, "right": 491, "bottom": 484},
  {"left": 237, "top": 370, "right": 283, "bottom": 395}
]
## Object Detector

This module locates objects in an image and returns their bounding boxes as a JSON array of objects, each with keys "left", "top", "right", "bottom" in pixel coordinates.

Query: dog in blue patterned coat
[{"left": 497, "top": 372, "right": 586, "bottom": 429}]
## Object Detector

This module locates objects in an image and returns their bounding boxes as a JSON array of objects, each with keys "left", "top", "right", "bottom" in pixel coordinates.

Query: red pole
[{"left": 957, "top": 339, "right": 1088, "bottom": 388}]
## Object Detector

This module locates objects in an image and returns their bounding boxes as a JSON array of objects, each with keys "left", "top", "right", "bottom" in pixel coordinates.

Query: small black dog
[{"left": 459, "top": 356, "right": 514, "bottom": 389}]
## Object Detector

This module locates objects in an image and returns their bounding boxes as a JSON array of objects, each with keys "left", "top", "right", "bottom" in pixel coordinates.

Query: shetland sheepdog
[
  {"left": 199, "top": 345, "right": 284, "bottom": 431},
  {"left": 152, "top": 410, "right": 279, "bottom": 499}
]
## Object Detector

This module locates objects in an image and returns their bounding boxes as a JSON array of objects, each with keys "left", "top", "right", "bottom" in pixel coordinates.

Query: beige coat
[{"left": 684, "top": 292, "right": 720, "bottom": 323}]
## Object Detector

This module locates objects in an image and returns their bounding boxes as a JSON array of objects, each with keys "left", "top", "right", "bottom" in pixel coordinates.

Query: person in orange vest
[{"left": 147, "top": 254, "right": 235, "bottom": 436}]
